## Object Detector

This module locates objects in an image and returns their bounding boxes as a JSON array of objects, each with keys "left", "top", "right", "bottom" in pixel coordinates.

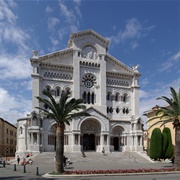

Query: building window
[
  {"left": 107, "top": 92, "right": 111, "bottom": 101},
  {"left": 64, "top": 135, "right": 68, "bottom": 145},
  {"left": 83, "top": 91, "right": 86, "bottom": 103},
  {"left": 116, "top": 107, "right": 120, "bottom": 114},
  {"left": 107, "top": 107, "right": 109, "bottom": 113},
  {"left": 110, "top": 107, "right": 113, "bottom": 113},
  {"left": 123, "top": 93, "right": 128, "bottom": 102},
  {"left": 75, "top": 134, "right": 78, "bottom": 145},
  {"left": 7, "top": 129, "right": 8, "bottom": 134},
  {"left": 56, "top": 87, "right": 60, "bottom": 96},
  {"left": 7, "top": 138, "right": 8, "bottom": 144},
  {"left": 115, "top": 93, "right": 119, "bottom": 101},
  {"left": 20, "top": 127, "right": 23, "bottom": 134}
]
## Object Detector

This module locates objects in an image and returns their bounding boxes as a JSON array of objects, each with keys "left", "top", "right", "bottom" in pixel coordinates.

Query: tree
[
  {"left": 149, "top": 128, "right": 162, "bottom": 160},
  {"left": 36, "top": 90, "right": 90, "bottom": 174},
  {"left": 147, "top": 87, "right": 180, "bottom": 168},
  {"left": 161, "top": 132, "right": 168, "bottom": 160},
  {"left": 163, "top": 127, "right": 173, "bottom": 159}
]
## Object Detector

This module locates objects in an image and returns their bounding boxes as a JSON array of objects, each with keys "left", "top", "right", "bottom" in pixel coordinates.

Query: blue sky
[{"left": 0, "top": 0, "right": 180, "bottom": 126}]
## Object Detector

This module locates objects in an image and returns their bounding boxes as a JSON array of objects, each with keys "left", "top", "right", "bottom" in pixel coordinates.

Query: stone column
[
  {"left": 31, "top": 133, "right": 33, "bottom": 144},
  {"left": 37, "top": 132, "right": 40, "bottom": 145},
  {"left": 100, "top": 134, "right": 104, "bottom": 146}
]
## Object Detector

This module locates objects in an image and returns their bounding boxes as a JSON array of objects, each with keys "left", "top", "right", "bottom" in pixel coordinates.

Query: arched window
[
  {"left": 56, "top": 87, "right": 60, "bottom": 97},
  {"left": 110, "top": 107, "right": 113, "bottom": 113},
  {"left": 20, "top": 127, "right": 23, "bottom": 134},
  {"left": 123, "top": 93, "right": 128, "bottom": 102},
  {"left": 87, "top": 92, "right": 91, "bottom": 104},
  {"left": 115, "top": 93, "right": 119, "bottom": 101},
  {"left": 116, "top": 107, "right": 120, "bottom": 114},
  {"left": 123, "top": 108, "right": 126, "bottom": 114},
  {"left": 107, "top": 107, "right": 109, "bottom": 113},
  {"left": 107, "top": 92, "right": 111, "bottom": 101},
  {"left": 126, "top": 108, "right": 129, "bottom": 114},
  {"left": 83, "top": 91, "right": 86, "bottom": 103},
  {"left": 91, "top": 92, "right": 95, "bottom": 104},
  {"left": 46, "top": 86, "right": 50, "bottom": 92}
]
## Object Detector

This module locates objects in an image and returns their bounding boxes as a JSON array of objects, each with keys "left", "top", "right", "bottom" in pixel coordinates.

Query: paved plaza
[{"left": 0, "top": 151, "right": 177, "bottom": 179}]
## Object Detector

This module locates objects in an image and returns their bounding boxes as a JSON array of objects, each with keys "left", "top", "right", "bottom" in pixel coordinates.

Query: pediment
[
  {"left": 106, "top": 54, "right": 136, "bottom": 76},
  {"left": 86, "top": 107, "right": 110, "bottom": 121},
  {"left": 37, "top": 48, "right": 73, "bottom": 66},
  {"left": 68, "top": 29, "right": 110, "bottom": 51}
]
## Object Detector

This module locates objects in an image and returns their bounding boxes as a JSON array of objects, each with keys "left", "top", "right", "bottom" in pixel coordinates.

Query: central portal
[{"left": 83, "top": 134, "right": 95, "bottom": 151}]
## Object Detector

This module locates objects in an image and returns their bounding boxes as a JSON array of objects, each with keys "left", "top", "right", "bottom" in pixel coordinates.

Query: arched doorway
[
  {"left": 111, "top": 126, "right": 124, "bottom": 152},
  {"left": 83, "top": 134, "right": 95, "bottom": 150},
  {"left": 114, "top": 137, "right": 119, "bottom": 151},
  {"left": 81, "top": 119, "right": 101, "bottom": 151}
]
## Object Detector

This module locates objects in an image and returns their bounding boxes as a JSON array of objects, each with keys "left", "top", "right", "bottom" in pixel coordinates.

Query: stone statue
[
  {"left": 132, "top": 65, "right": 139, "bottom": 72},
  {"left": 32, "top": 50, "right": 38, "bottom": 58}
]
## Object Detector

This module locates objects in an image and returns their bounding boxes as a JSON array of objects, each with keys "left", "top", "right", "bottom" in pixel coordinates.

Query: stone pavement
[{"left": 0, "top": 151, "right": 175, "bottom": 178}]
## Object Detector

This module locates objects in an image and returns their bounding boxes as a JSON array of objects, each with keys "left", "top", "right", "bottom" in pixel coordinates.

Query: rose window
[{"left": 82, "top": 74, "right": 96, "bottom": 88}]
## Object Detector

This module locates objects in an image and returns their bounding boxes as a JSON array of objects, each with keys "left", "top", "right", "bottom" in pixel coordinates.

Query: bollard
[
  {"left": 14, "top": 164, "right": 16, "bottom": 171},
  {"left": 23, "top": 164, "right": 26, "bottom": 173},
  {"left": 3, "top": 161, "right": 6, "bottom": 168},
  {"left": 36, "top": 167, "right": 39, "bottom": 176}
]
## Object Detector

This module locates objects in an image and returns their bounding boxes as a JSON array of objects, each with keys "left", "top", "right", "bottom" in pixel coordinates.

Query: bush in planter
[
  {"left": 163, "top": 127, "right": 174, "bottom": 159},
  {"left": 150, "top": 128, "right": 162, "bottom": 160}
]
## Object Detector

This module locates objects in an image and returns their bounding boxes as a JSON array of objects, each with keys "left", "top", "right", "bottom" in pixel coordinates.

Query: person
[
  {"left": 102, "top": 147, "right": 105, "bottom": 155},
  {"left": 63, "top": 156, "right": 67, "bottom": 167},
  {"left": 17, "top": 156, "right": 20, "bottom": 165},
  {"left": 82, "top": 151, "right": 86, "bottom": 157},
  {"left": 28, "top": 159, "right": 33, "bottom": 165}
]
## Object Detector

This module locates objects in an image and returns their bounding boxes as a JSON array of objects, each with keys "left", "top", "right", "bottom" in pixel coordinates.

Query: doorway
[
  {"left": 114, "top": 137, "right": 119, "bottom": 151},
  {"left": 83, "top": 134, "right": 95, "bottom": 151}
]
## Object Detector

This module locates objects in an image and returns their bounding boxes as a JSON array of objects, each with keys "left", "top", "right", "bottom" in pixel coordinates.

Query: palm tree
[
  {"left": 36, "top": 90, "right": 90, "bottom": 174},
  {"left": 147, "top": 87, "right": 180, "bottom": 168}
]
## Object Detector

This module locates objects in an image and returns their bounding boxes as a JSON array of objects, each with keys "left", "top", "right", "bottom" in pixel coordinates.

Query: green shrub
[
  {"left": 163, "top": 127, "right": 173, "bottom": 159},
  {"left": 161, "top": 132, "right": 168, "bottom": 159},
  {"left": 150, "top": 128, "right": 162, "bottom": 160}
]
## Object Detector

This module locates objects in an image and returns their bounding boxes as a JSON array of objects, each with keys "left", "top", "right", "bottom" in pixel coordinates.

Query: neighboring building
[
  {"left": 0, "top": 118, "right": 17, "bottom": 157},
  {"left": 16, "top": 29, "right": 143, "bottom": 157},
  {"left": 144, "top": 106, "right": 175, "bottom": 146},
  {"left": 143, "top": 129, "right": 148, "bottom": 151}
]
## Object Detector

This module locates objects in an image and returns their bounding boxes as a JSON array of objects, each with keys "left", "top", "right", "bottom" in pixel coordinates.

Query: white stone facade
[{"left": 16, "top": 30, "right": 143, "bottom": 156}]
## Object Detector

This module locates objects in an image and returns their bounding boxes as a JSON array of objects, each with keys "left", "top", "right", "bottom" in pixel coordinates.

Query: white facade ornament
[
  {"left": 32, "top": 50, "right": 38, "bottom": 59},
  {"left": 132, "top": 65, "right": 139, "bottom": 72}
]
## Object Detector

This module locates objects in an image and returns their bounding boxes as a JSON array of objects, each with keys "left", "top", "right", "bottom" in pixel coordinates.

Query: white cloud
[
  {"left": 0, "top": 23, "right": 30, "bottom": 50},
  {"left": 108, "top": 18, "right": 154, "bottom": 50},
  {"left": 159, "top": 50, "right": 180, "bottom": 72},
  {"left": 172, "top": 50, "right": 180, "bottom": 61},
  {"left": 47, "top": 17, "right": 60, "bottom": 30},
  {"left": 0, "top": 87, "right": 31, "bottom": 124},
  {"left": 0, "top": 0, "right": 17, "bottom": 23},
  {"left": 0, "top": 52, "right": 32, "bottom": 79},
  {"left": 45, "top": 5, "right": 53, "bottom": 13},
  {"left": 50, "top": 37, "right": 59, "bottom": 46}
]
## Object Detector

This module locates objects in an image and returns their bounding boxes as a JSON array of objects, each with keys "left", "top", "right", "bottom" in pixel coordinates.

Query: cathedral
[{"left": 16, "top": 30, "right": 143, "bottom": 156}]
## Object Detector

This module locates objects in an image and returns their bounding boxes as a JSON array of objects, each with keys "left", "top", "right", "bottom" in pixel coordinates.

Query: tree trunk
[
  {"left": 174, "top": 122, "right": 180, "bottom": 168},
  {"left": 55, "top": 123, "right": 64, "bottom": 174}
]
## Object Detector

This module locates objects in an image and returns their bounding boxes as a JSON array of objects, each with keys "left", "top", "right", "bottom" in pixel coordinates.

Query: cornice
[
  {"left": 68, "top": 29, "right": 110, "bottom": 50},
  {"left": 38, "top": 48, "right": 73, "bottom": 62},
  {"left": 40, "top": 62, "right": 73, "bottom": 72},
  {"left": 110, "top": 119, "right": 131, "bottom": 123},
  {"left": 106, "top": 71, "right": 133, "bottom": 79}
]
